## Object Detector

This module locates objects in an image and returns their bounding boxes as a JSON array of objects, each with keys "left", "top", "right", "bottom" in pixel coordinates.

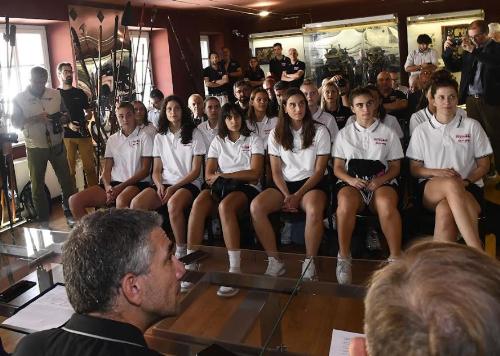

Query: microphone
[
  {"left": 9, "top": 25, "right": 16, "bottom": 47},
  {"left": 121, "top": 1, "right": 133, "bottom": 26}
]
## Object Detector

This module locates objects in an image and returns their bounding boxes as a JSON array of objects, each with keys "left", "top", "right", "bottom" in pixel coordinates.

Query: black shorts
[
  {"left": 282, "top": 177, "right": 329, "bottom": 195},
  {"left": 155, "top": 183, "right": 200, "bottom": 199},
  {"left": 212, "top": 183, "right": 260, "bottom": 202},
  {"left": 417, "top": 179, "right": 484, "bottom": 208},
  {"left": 99, "top": 181, "right": 150, "bottom": 191},
  {"left": 336, "top": 180, "right": 398, "bottom": 192}
]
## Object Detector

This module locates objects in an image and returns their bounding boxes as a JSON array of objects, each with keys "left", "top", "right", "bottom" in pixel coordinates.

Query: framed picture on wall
[{"left": 255, "top": 46, "right": 273, "bottom": 64}]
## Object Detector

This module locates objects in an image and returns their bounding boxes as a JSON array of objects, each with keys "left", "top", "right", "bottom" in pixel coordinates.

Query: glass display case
[{"left": 303, "top": 15, "right": 400, "bottom": 88}]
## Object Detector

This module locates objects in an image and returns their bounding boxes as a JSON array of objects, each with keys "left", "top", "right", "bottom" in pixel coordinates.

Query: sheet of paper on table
[
  {"left": 329, "top": 328, "right": 365, "bottom": 356},
  {"left": 2, "top": 285, "right": 74, "bottom": 333}
]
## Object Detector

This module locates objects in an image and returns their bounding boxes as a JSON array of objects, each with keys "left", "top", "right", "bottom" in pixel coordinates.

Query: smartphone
[{"left": 178, "top": 250, "right": 209, "bottom": 265}]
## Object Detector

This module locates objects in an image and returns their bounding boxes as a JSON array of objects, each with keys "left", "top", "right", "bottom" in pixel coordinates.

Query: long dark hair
[
  {"left": 158, "top": 95, "right": 195, "bottom": 144},
  {"left": 247, "top": 87, "right": 273, "bottom": 132},
  {"left": 365, "top": 84, "right": 386, "bottom": 122},
  {"left": 132, "top": 100, "right": 149, "bottom": 126},
  {"left": 218, "top": 102, "right": 251, "bottom": 138},
  {"left": 274, "top": 88, "right": 315, "bottom": 151}
]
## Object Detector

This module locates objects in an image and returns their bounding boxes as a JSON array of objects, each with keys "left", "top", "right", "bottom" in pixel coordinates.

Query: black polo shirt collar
[{"left": 62, "top": 313, "right": 148, "bottom": 349}]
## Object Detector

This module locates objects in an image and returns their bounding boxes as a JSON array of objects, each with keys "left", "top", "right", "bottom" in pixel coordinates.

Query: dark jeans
[
  {"left": 27, "top": 143, "right": 76, "bottom": 221},
  {"left": 466, "top": 96, "right": 500, "bottom": 172}
]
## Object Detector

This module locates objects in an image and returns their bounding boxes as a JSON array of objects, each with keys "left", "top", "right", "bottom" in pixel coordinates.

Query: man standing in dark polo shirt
[
  {"left": 12, "top": 209, "right": 185, "bottom": 356},
  {"left": 443, "top": 19, "right": 500, "bottom": 184},
  {"left": 269, "top": 42, "right": 291, "bottom": 82},
  {"left": 244, "top": 56, "right": 265, "bottom": 88},
  {"left": 203, "top": 52, "right": 229, "bottom": 106},
  {"left": 57, "top": 62, "right": 98, "bottom": 189},
  {"left": 221, "top": 47, "right": 242, "bottom": 102},
  {"left": 282, "top": 48, "right": 305, "bottom": 88}
]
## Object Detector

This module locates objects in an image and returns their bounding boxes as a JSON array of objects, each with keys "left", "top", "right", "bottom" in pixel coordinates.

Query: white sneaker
[
  {"left": 301, "top": 258, "right": 317, "bottom": 281},
  {"left": 180, "top": 281, "right": 193, "bottom": 293},
  {"left": 265, "top": 257, "right": 286, "bottom": 277},
  {"left": 336, "top": 255, "right": 352, "bottom": 285},
  {"left": 217, "top": 286, "right": 239, "bottom": 297}
]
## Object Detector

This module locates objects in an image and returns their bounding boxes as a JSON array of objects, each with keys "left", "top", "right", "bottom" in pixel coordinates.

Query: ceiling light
[{"left": 259, "top": 10, "right": 270, "bottom": 17}]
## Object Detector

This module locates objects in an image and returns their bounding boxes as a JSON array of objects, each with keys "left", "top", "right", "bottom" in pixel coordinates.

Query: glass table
[{"left": 0, "top": 230, "right": 385, "bottom": 355}]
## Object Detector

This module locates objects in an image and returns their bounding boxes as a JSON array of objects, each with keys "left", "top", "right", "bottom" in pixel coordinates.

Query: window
[
  {"left": 130, "top": 31, "right": 152, "bottom": 106},
  {"left": 0, "top": 25, "right": 51, "bottom": 140},
  {"left": 200, "top": 35, "right": 209, "bottom": 95}
]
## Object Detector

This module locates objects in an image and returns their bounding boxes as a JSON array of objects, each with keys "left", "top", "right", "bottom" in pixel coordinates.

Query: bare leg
[
  {"left": 423, "top": 178, "right": 482, "bottom": 249},
  {"left": 130, "top": 187, "right": 162, "bottom": 210},
  {"left": 336, "top": 186, "right": 364, "bottom": 258},
  {"left": 69, "top": 186, "right": 107, "bottom": 220},
  {"left": 168, "top": 189, "right": 195, "bottom": 246},
  {"left": 218, "top": 192, "right": 248, "bottom": 251},
  {"left": 370, "top": 186, "right": 401, "bottom": 258},
  {"left": 187, "top": 190, "right": 215, "bottom": 247},
  {"left": 300, "top": 190, "right": 327, "bottom": 257},
  {"left": 116, "top": 186, "right": 141, "bottom": 208},
  {"left": 250, "top": 188, "right": 284, "bottom": 256},
  {"left": 433, "top": 200, "right": 458, "bottom": 242}
]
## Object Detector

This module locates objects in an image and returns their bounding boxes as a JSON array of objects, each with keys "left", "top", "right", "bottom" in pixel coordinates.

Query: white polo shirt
[
  {"left": 148, "top": 108, "right": 161, "bottom": 129},
  {"left": 312, "top": 108, "right": 338, "bottom": 143},
  {"left": 13, "top": 87, "right": 65, "bottom": 148},
  {"left": 268, "top": 124, "right": 330, "bottom": 182},
  {"left": 409, "top": 107, "right": 466, "bottom": 136},
  {"left": 197, "top": 120, "right": 219, "bottom": 153},
  {"left": 346, "top": 114, "right": 404, "bottom": 139},
  {"left": 246, "top": 116, "right": 277, "bottom": 149},
  {"left": 138, "top": 123, "right": 157, "bottom": 139},
  {"left": 404, "top": 48, "right": 439, "bottom": 77},
  {"left": 104, "top": 127, "right": 153, "bottom": 183},
  {"left": 153, "top": 128, "right": 205, "bottom": 188},
  {"left": 406, "top": 113, "right": 492, "bottom": 187},
  {"left": 207, "top": 133, "right": 264, "bottom": 190},
  {"left": 333, "top": 120, "right": 404, "bottom": 184}
]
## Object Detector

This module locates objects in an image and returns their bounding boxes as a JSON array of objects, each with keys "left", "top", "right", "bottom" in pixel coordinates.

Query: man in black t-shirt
[
  {"left": 58, "top": 62, "right": 98, "bottom": 188},
  {"left": 221, "top": 47, "right": 242, "bottom": 100},
  {"left": 377, "top": 71, "right": 408, "bottom": 123},
  {"left": 203, "top": 52, "right": 229, "bottom": 105},
  {"left": 282, "top": 48, "right": 305, "bottom": 88},
  {"left": 269, "top": 42, "right": 291, "bottom": 82}
]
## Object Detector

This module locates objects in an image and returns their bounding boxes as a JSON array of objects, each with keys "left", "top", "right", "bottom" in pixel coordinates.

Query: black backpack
[{"left": 19, "top": 181, "right": 51, "bottom": 221}]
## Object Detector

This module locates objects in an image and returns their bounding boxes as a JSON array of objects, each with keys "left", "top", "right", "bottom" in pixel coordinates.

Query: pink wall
[
  {"left": 45, "top": 22, "right": 74, "bottom": 88},
  {"left": 150, "top": 29, "right": 173, "bottom": 96}
]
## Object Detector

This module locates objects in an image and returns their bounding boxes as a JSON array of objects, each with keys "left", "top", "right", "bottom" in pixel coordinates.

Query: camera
[
  {"left": 336, "top": 78, "right": 347, "bottom": 87},
  {"left": 451, "top": 37, "right": 462, "bottom": 47},
  {"left": 48, "top": 112, "right": 64, "bottom": 134}
]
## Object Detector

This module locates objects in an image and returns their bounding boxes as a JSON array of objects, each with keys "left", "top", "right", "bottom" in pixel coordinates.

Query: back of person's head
[
  {"left": 150, "top": 88, "right": 164, "bottom": 100},
  {"left": 274, "top": 80, "right": 289, "bottom": 91},
  {"left": 417, "top": 34, "right": 432, "bottom": 45},
  {"left": 63, "top": 209, "right": 163, "bottom": 314},
  {"left": 31, "top": 66, "right": 48, "bottom": 79},
  {"left": 364, "top": 241, "right": 500, "bottom": 356}
]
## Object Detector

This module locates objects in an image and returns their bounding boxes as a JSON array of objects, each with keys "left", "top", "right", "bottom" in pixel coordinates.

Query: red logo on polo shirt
[
  {"left": 373, "top": 138, "right": 388, "bottom": 145},
  {"left": 241, "top": 144, "right": 250, "bottom": 152},
  {"left": 129, "top": 139, "right": 140, "bottom": 147},
  {"left": 455, "top": 134, "right": 471, "bottom": 143}
]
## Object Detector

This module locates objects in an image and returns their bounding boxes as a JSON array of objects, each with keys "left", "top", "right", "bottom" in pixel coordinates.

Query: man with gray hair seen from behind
[
  {"left": 489, "top": 22, "right": 500, "bottom": 42},
  {"left": 349, "top": 241, "right": 500, "bottom": 356},
  {"left": 12, "top": 209, "right": 185, "bottom": 356}
]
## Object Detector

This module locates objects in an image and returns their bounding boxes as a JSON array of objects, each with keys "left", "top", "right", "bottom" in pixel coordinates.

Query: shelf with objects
[{"left": 303, "top": 14, "right": 400, "bottom": 89}]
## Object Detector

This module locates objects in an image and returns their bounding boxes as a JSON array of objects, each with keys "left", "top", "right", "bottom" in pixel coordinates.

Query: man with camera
[
  {"left": 12, "top": 66, "right": 76, "bottom": 227},
  {"left": 57, "top": 62, "right": 98, "bottom": 190},
  {"left": 443, "top": 20, "right": 500, "bottom": 185}
]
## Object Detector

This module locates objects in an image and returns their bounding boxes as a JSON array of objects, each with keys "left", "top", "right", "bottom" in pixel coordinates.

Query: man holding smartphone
[
  {"left": 57, "top": 62, "right": 98, "bottom": 190},
  {"left": 443, "top": 20, "right": 500, "bottom": 187},
  {"left": 12, "top": 66, "right": 76, "bottom": 227}
]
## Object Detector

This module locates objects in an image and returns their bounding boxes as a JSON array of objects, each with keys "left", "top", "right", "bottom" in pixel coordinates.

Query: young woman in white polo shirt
[
  {"left": 250, "top": 88, "right": 331, "bottom": 280},
  {"left": 407, "top": 77, "right": 492, "bottom": 250},
  {"left": 197, "top": 96, "right": 220, "bottom": 152},
  {"left": 130, "top": 96, "right": 205, "bottom": 259},
  {"left": 69, "top": 102, "right": 153, "bottom": 219},
  {"left": 132, "top": 100, "right": 157, "bottom": 138},
  {"left": 186, "top": 103, "right": 264, "bottom": 297},
  {"left": 333, "top": 87, "right": 404, "bottom": 285},
  {"left": 246, "top": 87, "right": 278, "bottom": 146}
]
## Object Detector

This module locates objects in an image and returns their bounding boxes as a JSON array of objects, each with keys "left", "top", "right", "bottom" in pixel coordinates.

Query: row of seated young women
[{"left": 68, "top": 74, "right": 492, "bottom": 297}]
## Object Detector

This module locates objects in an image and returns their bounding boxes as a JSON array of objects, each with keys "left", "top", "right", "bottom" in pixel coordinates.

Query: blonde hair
[{"left": 365, "top": 241, "right": 500, "bottom": 356}]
